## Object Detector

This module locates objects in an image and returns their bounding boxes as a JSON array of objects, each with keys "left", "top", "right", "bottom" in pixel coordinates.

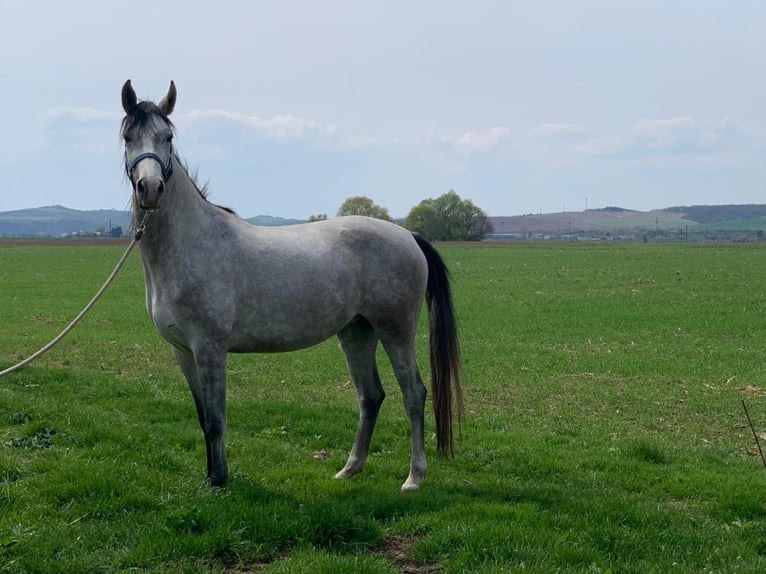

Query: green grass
[{"left": 1, "top": 242, "right": 765, "bottom": 573}]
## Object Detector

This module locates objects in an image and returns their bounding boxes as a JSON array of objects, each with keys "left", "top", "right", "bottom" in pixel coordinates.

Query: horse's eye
[{"left": 124, "top": 136, "right": 132, "bottom": 144}]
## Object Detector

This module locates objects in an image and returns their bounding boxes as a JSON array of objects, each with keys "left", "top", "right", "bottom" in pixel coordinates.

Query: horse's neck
[{"left": 135, "top": 158, "right": 212, "bottom": 256}]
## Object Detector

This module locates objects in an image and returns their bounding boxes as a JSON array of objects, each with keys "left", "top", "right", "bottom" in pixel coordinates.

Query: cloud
[
  {"left": 631, "top": 116, "right": 716, "bottom": 152},
  {"left": 426, "top": 126, "right": 511, "bottom": 157},
  {"left": 453, "top": 126, "right": 511, "bottom": 153},
  {"left": 573, "top": 116, "right": 753, "bottom": 160},
  {"left": 178, "top": 109, "right": 335, "bottom": 142},
  {"left": 572, "top": 134, "right": 625, "bottom": 158},
  {"left": 176, "top": 109, "right": 406, "bottom": 157},
  {"left": 41, "top": 107, "right": 122, "bottom": 156}
]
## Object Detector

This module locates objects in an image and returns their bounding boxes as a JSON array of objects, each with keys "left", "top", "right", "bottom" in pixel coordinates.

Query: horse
[{"left": 120, "top": 80, "right": 463, "bottom": 491}]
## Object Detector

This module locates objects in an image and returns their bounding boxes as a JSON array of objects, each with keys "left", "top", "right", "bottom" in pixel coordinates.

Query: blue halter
[{"left": 125, "top": 150, "right": 174, "bottom": 182}]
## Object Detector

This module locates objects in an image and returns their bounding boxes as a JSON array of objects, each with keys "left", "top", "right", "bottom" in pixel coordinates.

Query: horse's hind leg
[
  {"left": 335, "top": 318, "right": 385, "bottom": 480},
  {"left": 382, "top": 339, "right": 427, "bottom": 491}
]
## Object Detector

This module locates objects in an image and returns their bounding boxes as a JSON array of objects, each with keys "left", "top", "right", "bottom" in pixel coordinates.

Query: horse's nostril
[
  {"left": 158, "top": 181, "right": 165, "bottom": 196},
  {"left": 137, "top": 179, "right": 148, "bottom": 199}
]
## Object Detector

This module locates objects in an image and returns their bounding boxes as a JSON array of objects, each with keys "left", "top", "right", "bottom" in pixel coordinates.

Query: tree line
[{"left": 309, "top": 190, "right": 494, "bottom": 241}]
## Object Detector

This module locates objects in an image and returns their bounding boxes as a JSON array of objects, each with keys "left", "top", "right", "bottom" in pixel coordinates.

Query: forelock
[{"left": 120, "top": 101, "right": 175, "bottom": 139}]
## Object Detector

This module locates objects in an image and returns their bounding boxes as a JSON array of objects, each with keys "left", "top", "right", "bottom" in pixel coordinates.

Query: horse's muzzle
[{"left": 136, "top": 177, "right": 165, "bottom": 210}]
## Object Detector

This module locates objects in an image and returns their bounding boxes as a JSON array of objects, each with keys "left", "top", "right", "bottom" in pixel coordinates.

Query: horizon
[{"left": 2, "top": 201, "right": 765, "bottom": 223}]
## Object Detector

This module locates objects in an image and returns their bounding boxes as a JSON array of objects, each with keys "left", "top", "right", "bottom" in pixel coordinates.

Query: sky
[{"left": 0, "top": 1, "right": 763, "bottom": 219}]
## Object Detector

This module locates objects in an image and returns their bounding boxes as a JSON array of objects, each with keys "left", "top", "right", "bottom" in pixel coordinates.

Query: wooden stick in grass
[{"left": 741, "top": 399, "right": 766, "bottom": 475}]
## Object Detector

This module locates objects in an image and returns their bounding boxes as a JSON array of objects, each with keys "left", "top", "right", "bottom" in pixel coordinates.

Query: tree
[
  {"left": 404, "top": 190, "right": 493, "bottom": 241},
  {"left": 337, "top": 196, "right": 392, "bottom": 221},
  {"left": 308, "top": 213, "right": 327, "bottom": 222}
]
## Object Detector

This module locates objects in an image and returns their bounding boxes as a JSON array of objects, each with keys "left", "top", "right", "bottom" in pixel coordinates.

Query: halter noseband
[{"left": 125, "top": 150, "right": 174, "bottom": 182}]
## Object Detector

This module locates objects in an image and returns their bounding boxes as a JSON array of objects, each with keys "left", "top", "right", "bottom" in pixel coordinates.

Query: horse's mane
[
  {"left": 175, "top": 154, "right": 236, "bottom": 215},
  {"left": 122, "top": 102, "right": 236, "bottom": 216}
]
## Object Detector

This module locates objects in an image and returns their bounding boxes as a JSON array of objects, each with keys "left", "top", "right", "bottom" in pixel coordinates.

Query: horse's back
[
  {"left": 239, "top": 215, "right": 426, "bottom": 281},
  {"left": 248, "top": 215, "right": 418, "bottom": 251}
]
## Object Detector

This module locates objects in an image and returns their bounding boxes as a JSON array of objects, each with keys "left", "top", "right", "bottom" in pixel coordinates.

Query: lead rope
[{"left": 0, "top": 212, "right": 150, "bottom": 379}]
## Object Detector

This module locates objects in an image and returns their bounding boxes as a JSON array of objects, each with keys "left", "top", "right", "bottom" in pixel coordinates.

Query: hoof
[
  {"left": 401, "top": 467, "right": 425, "bottom": 491},
  {"left": 207, "top": 475, "right": 228, "bottom": 488},
  {"left": 334, "top": 460, "right": 364, "bottom": 480},
  {"left": 334, "top": 468, "right": 359, "bottom": 480}
]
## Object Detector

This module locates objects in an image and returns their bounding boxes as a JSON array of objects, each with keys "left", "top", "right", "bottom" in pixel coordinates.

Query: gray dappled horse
[{"left": 120, "top": 80, "right": 462, "bottom": 491}]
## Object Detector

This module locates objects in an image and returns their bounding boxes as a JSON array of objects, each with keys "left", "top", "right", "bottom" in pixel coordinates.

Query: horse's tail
[{"left": 413, "top": 233, "right": 464, "bottom": 458}]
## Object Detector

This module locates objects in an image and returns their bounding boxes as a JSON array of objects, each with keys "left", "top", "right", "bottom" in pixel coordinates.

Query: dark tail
[{"left": 413, "top": 233, "right": 464, "bottom": 457}]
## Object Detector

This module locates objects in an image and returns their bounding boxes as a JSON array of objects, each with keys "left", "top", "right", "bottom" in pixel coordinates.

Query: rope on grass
[{"left": 0, "top": 216, "right": 148, "bottom": 379}]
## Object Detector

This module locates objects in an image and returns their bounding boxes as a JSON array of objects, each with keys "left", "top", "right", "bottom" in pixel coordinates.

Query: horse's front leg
[
  {"left": 197, "top": 349, "right": 229, "bottom": 486},
  {"left": 174, "top": 346, "right": 229, "bottom": 486}
]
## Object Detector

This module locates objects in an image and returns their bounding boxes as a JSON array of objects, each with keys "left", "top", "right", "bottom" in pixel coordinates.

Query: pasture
[{"left": 1, "top": 241, "right": 764, "bottom": 573}]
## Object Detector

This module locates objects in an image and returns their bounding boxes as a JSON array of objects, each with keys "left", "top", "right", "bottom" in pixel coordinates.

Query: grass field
[{"left": 1, "top": 242, "right": 765, "bottom": 573}]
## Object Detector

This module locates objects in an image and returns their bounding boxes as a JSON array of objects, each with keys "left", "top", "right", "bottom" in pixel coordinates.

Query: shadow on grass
[{"left": 193, "top": 467, "right": 559, "bottom": 568}]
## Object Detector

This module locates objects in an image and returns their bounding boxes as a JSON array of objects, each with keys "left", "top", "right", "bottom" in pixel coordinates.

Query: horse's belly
[{"left": 227, "top": 318, "right": 346, "bottom": 353}]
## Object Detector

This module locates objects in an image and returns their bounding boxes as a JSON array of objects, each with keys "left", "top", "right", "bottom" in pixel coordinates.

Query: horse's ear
[
  {"left": 121, "top": 79, "right": 137, "bottom": 113},
  {"left": 159, "top": 81, "right": 177, "bottom": 116}
]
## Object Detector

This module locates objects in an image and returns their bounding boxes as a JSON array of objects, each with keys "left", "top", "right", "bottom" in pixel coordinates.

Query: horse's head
[{"left": 121, "top": 80, "right": 177, "bottom": 210}]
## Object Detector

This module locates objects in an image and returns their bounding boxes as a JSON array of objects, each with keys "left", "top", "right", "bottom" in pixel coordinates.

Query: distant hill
[
  {"left": 1, "top": 204, "right": 763, "bottom": 239},
  {"left": 489, "top": 204, "right": 766, "bottom": 238},
  {"left": 0, "top": 206, "right": 131, "bottom": 237},
  {"left": 665, "top": 204, "right": 766, "bottom": 223},
  {"left": 245, "top": 215, "right": 306, "bottom": 226},
  {"left": 0, "top": 206, "right": 306, "bottom": 237}
]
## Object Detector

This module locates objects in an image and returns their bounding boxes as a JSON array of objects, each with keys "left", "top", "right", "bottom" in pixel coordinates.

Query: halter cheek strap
[{"left": 125, "top": 150, "right": 174, "bottom": 182}]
